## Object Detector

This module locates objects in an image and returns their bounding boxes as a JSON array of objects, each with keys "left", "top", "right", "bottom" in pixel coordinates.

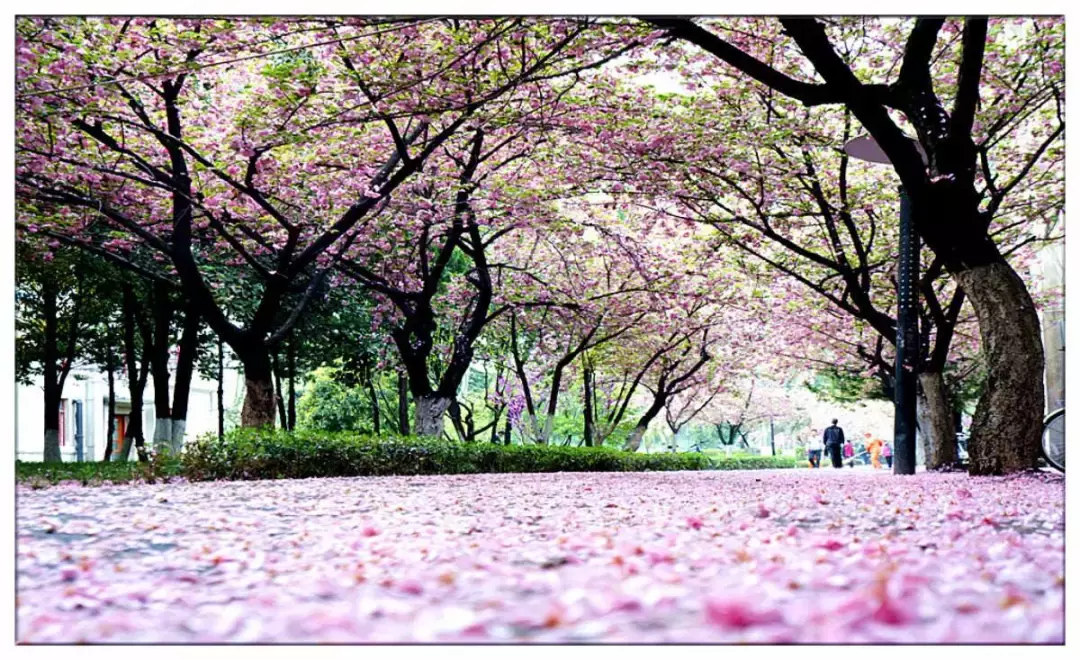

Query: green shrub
[
  {"left": 702, "top": 454, "right": 800, "bottom": 470},
  {"left": 181, "top": 428, "right": 713, "bottom": 481},
  {"left": 16, "top": 454, "right": 183, "bottom": 487},
  {"left": 17, "top": 433, "right": 799, "bottom": 487}
]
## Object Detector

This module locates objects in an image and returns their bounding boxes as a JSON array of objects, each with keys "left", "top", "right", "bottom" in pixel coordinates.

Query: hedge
[
  {"left": 180, "top": 429, "right": 713, "bottom": 481},
  {"left": 16, "top": 431, "right": 800, "bottom": 486},
  {"left": 703, "top": 454, "right": 800, "bottom": 470}
]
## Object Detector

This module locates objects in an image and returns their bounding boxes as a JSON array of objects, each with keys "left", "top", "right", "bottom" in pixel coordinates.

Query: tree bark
[
  {"left": 366, "top": 371, "right": 381, "bottom": 435},
  {"left": 41, "top": 277, "right": 62, "bottom": 463},
  {"left": 954, "top": 262, "right": 1044, "bottom": 475},
  {"left": 919, "top": 371, "right": 958, "bottom": 470},
  {"left": 503, "top": 414, "right": 513, "bottom": 445},
  {"left": 116, "top": 284, "right": 148, "bottom": 462},
  {"left": 169, "top": 300, "right": 200, "bottom": 453},
  {"left": 272, "top": 352, "right": 287, "bottom": 429},
  {"left": 217, "top": 337, "right": 225, "bottom": 440},
  {"left": 150, "top": 281, "right": 173, "bottom": 453},
  {"left": 397, "top": 372, "right": 410, "bottom": 435},
  {"left": 287, "top": 334, "right": 297, "bottom": 431},
  {"left": 582, "top": 360, "right": 595, "bottom": 447},
  {"left": 104, "top": 354, "right": 116, "bottom": 463},
  {"left": 414, "top": 394, "right": 451, "bottom": 437},
  {"left": 625, "top": 425, "right": 647, "bottom": 452},
  {"left": 239, "top": 348, "right": 276, "bottom": 428}
]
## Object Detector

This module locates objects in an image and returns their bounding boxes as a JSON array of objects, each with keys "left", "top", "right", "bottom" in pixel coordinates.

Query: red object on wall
[{"left": 114, "top": 415, "right": 127, "bottom": 453}]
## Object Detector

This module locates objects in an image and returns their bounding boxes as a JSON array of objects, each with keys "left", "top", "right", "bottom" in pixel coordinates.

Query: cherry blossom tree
[
  {"left": 15, "top": 17, "right": 650, "bottom": 429},
  {"left": 638, "top": 16, "right": 1064, "bottom": 475}
]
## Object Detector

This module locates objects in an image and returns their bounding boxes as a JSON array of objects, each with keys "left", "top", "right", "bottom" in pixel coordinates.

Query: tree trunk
[
  {"left": 625, "top": 425, "right": 647, "bottom": 453},
  {"left": 41, "top": 278, "right": 62, "bottom": 463},
  {"left": 523, "top": 413, "right": 554, "bottom": 445},
  {"left": 397, "top": 373, "right": 410, "bottom": 436},
  {"left": 240, "top": 348, "right": 276, "bottom": 429},
  {"left": 103, "top": 354, "right": 116, "bottom": 463},
  {"left": 217, "top": 337, "right": 225, "bottom": 440},
  {"left": 919, "top": 371, "right": 958, "bottom": 470},
  {"left": 117, "top": 284, "right": 149, "bottom": 462},
  {"left": 170, "top": 300, "right": 199, "bottom": 454},
  {"left": 366, "top": 372, "right": 381, "bottom": 435},
  {"left": 915, "top": 389, "right": 932, "bottom": 467},
  {"left": 150, "top": 281, "right": 173, "bottom": 454},
  {"left": 287, "top": 334, "right": 297, "bottom": 431},
  {"left": 582, "top": 361, "right": 595, "bottom": 447},
  {"left": 414, "top": 394, "right": 451, "bottom": 437},
  {"left": 954, "top": 262, "right": 1044, "bottom": 475},
  {"left": 272, "top": 353, "right": 287, "bottom": 429},
  {"left": 490, "top": 409, "right": 502, "bottom": 443},
  {"left": 503, "top": 414, "right": 512, "bottom": 445}
]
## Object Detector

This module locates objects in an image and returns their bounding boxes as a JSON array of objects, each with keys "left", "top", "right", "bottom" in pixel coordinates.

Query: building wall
[
  {"left": 1036, "top": 240, "right": 1065, "bottom": 412},
  {"left": 15, "top": 366, "right": 245, "bottom": 463}
]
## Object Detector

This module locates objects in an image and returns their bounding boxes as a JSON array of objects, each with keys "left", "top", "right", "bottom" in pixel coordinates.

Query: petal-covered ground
[{"left": 17, "top": 469, "right": 1064, "bottom": 644}]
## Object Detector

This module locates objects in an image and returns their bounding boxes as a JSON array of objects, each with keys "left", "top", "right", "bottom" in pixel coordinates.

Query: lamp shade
[{"left": 843, "top": 135, "right": 928, "bottom": 166}]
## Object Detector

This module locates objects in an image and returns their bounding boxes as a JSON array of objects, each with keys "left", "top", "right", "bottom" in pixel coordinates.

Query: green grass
[{"left": 16, "top": 456, "right": 184, "bottom": 487}]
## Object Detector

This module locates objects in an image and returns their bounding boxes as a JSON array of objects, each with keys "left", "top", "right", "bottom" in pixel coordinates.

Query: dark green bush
[
  {"left": 17, "top": 432, "right": 798, "bottom": 487},
  {"left": 181, "top": 428, "right": 713, "bottom": 481}
]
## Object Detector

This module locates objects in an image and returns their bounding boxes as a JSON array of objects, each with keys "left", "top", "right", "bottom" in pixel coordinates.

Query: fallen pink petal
[{"left": 16, "top": 470, "right": 1064, "bottom": 643}]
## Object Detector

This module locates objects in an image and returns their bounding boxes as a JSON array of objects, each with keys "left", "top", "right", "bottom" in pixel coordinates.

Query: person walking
[
  {"left": 843, "top": 440, "right": 855, "bottom": 467},
  {"left": 806, "top": 431, "right": 822, "bottom": 468},
  {"left": 882, "top": 441, "right": 893, "bottom": 469},
  {"left": 822, "top": 419, "right": 845, "bottom": 469},
  {"left": 865, "top": 434, "right": 884, "bottom": 470}
]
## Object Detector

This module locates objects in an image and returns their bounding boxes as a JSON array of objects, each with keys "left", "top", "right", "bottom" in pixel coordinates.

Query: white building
[{"left": 15, "top": 364, "right": 245, "bottom": 463}]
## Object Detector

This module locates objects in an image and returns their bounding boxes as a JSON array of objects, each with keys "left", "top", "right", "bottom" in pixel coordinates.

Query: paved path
[{"left": 17, "top": 469, "right": 1064, "bottom": 643}]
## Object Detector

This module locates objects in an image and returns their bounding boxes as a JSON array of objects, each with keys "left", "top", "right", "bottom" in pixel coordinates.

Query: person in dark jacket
[{"left": 822, "top": 419, "right": 845, "bottom": 468}]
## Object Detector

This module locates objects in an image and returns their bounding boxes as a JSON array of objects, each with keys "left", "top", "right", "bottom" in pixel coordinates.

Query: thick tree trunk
[
  {"left": 954, "top": 262, "right": 1044, "bottom": 475},
  {"left": 153, "top": 418, "right": 173, "bottom": 455},
  {"left": 397, "top": 373, "right": 410, "bottom": 436},
  {"left": 240, "top": 349, "right": 276, "bottom": 429},
  {"left": 625, "top": 425, "right": 647, "bottom": 453},
  {"left": 503, "top": 415, "right": 512, "bottom": 445},
  {"left": 915, "top": 389, "right": 932, "bottom": 467},
  {"left": 919, "top": 371, "right": 958, "bottom": 470},
  {"left": 414, "top": 395, "right": 451, "bottom": 437}
]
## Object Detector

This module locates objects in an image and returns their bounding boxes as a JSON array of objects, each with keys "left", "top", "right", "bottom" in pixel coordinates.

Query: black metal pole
[
  {"left": 894, "top": 186, "right": 919, "bottom": 475},
  {"left": 73, "top": 400, "right": 84, "bottom": 462},
  {"left": 769, "top": 417, "right": 776, "bottom": 456}
]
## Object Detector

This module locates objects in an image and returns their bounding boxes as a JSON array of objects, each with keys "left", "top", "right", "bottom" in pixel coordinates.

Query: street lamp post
[{"left": 842, "top": 136, "right": 925, "bottom": 475}]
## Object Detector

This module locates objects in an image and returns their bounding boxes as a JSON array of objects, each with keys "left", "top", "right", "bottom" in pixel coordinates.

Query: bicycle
[{"left": 1041, "top": 408, "right": 1065, "bottom": 472}]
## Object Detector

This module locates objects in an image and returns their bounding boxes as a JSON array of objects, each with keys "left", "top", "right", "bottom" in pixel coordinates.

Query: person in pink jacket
[
  {"left": 843, "top": 441, "right": 855, "bottom": 467},
  {"left": 882, "top": 441, "right": 893, "bottom": 469}
]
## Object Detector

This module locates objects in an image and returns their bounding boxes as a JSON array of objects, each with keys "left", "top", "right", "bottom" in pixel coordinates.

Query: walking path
[{"left": 17, "top": 469, "right": 1064, "bottom": 643}]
